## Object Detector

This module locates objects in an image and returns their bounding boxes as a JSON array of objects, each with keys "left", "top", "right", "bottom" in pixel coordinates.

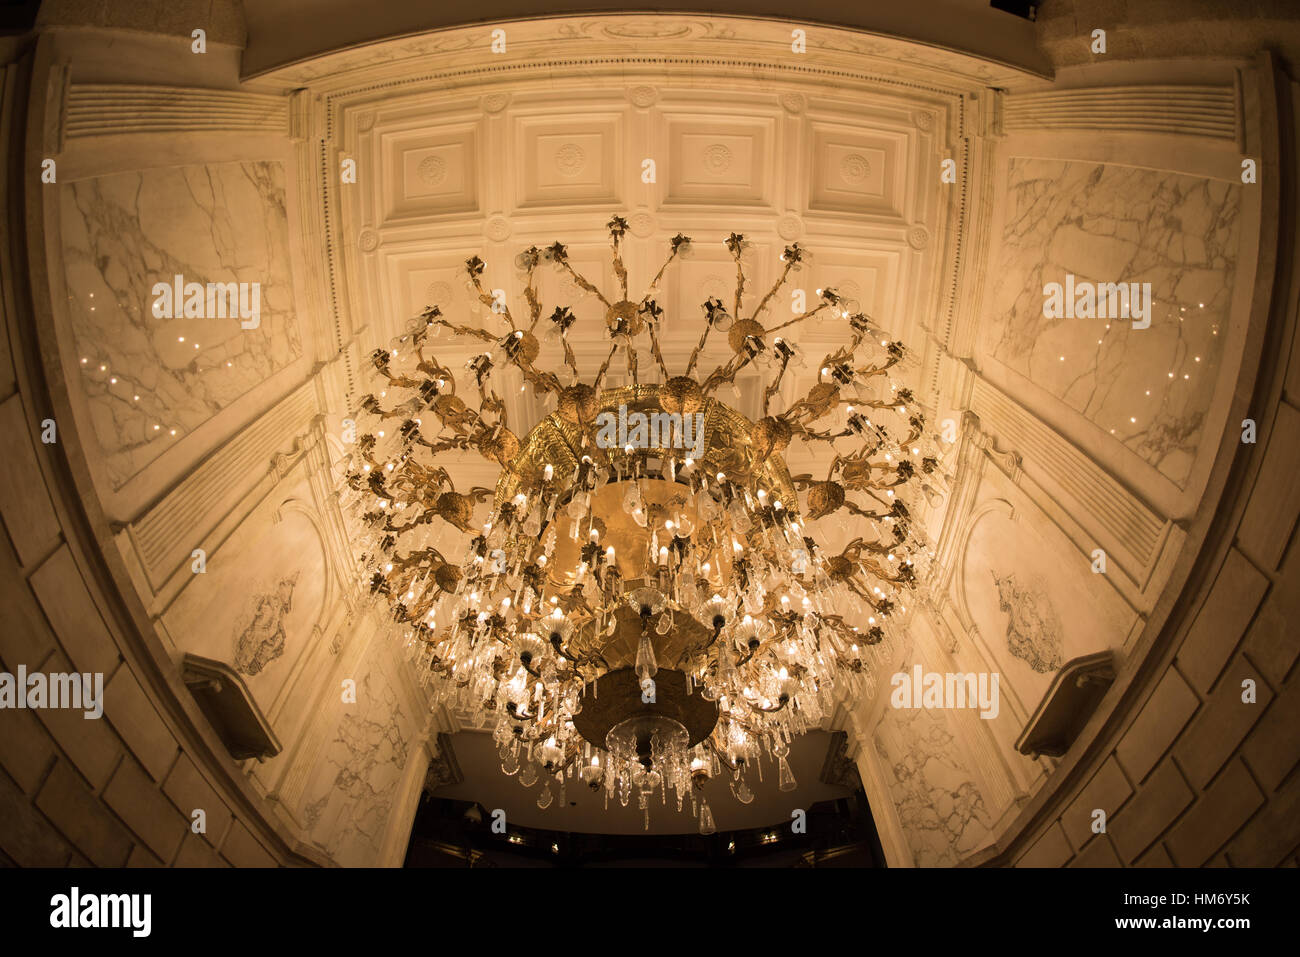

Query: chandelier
[{"left": 337, "top": 217, "right": 946, "bottom": 833}]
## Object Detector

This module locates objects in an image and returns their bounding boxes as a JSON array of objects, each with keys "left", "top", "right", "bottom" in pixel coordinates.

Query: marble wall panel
[
  {"left": 873, "top": 702, "right": 995, "bottom": 866},
  {"left": 297, "top": 647, "right": 412, "bottom": 867},
  {"left": 58, "top": 160, "right": 302, "bottom": 489},
  {"left": 980, "top": 158, "right": 1241, "bottom": 487}
]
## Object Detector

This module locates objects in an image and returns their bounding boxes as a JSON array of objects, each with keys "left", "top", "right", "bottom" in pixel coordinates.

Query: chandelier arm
[
  {"left": 433, "top": 318, "right": 496, "bottom": 344},
  {"left": 764, "top": 302, "right": 837, "bottom": 340},
  {"left": 728, "top": 239, "right": 746, "bottom": 320},
  {"left": 761, "top": 353, "right": 793, "bottom": 417},
  {"left": 372, "top": 369, "right": 423, "bottom": 391},
  {"left": 853, "top": 486, "right": 899, "bottom": 516},
  {"left": 747, "top": 259, "right": 796, "bottom": 324},
  {"left": 814, "top": 336, "right": 863, "bottom": 371},
  {"left": 499, "top": 357, "right": 559, "bottom": 397},
  {"left": 413, "top": 347, "right": 454, "bottom": 381},
  {"left": 709, "top": 709, "right": 767, "bottom": 750},
  {"left": 789, "top": 422, "right": 851, "bottom": 445},
  {"left": 547, "top": 632, "right": 608, "bottom": 675},
  {"left": 523, "top": 261, "right": 545, "bottom": 333},
  {"left": 765, "top": 300, "right": 832, "bottom": 334},
  {"left": 861, "top": 397, "right": 909, "bottom": 411},
  {"left": 559, "top": 337, "right": 582, "bottom": 382},
  {"left": 841, "top": 499, "right": 891, "bottom": 522},
  {"left": 465, "top": 268, "right": 520, "bottom": 332},
  {"left": 593, "top": 343, "right": 620, "bottom": 389},
  {"left": 476, "top": 383, "right": 508, "bottom": 432},
  {"left": 625, "top": 338, "right": 638, "bottom": 387},
  {"left": 700, "top": 351, "right": 752, "bottom": 396},
  {"left": 353, "top": 399, "right": 409, "bottom": 422},
  {"left": 741, "top": 697, "right": 789, "bottom": 716},
  {"left": 645, "top": 323, "right": 671, "bottom": 380},
  {"left": 381, "top": 510, "right": 437, "bottom": 536},
  {"left": 703, "top": 738, "right": 744, "bottom": 773},
  {"left": 854, "top": 353, "right": 904, "bottom": 378},
  {"left": 612, "top": 244, "right": 629, "bottom": 302},
  {"left": 416, "top": 435, "right": 478, "bottom": 456},
  {"left": 645, "top": 245, "right": 682, "bottom": 295},
  {"left": 683, "top": 320, "right": 715, "bottom": 378},
  {"left": 557, "top": 260, "right": 611, "bottom": 308}
]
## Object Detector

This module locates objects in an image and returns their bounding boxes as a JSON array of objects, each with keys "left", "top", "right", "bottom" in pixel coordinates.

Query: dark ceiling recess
[
  {"left": 405, "top": 791, "right": 887, "bottom": 868},
  {"left": 0, "top": 0, "right": 40, "bottom": 34},
  {"left": 990, "top": 0, "right": 1037, "bottom": 21}
]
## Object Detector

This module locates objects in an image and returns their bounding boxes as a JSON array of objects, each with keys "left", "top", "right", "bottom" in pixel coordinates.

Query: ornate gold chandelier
[{"left": 338, "top": 217, "right": 946, "bottom": 832}]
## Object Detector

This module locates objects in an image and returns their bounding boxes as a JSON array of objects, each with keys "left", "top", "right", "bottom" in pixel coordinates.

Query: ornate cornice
[
  {"left": 424, "top": 733, "right": 464, "bottom": 793},
  {"left": 819, "top": 730, "right": 864, "bottom": 790}
]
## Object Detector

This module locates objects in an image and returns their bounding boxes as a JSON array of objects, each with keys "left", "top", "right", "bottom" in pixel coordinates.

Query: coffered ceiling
[{"left": 320, "top": 72, "right": 960, "bottom": 509}]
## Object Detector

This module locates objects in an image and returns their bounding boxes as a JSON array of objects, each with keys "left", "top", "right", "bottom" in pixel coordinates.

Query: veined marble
[
  {"left": 873, "top": 704, "right": 994, "bottom": 866},
  {"left": 981, "top": 159, "right": 1240, "bottom": 487},
  {"left": 59, "top": 161, "right": 301, "bottom": 490},
  {"left": 301, "top": 656, "right": 410, "bottom": 867}
]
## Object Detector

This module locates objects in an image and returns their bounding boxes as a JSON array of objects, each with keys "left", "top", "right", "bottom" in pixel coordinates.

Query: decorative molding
[
  {"left": 65, "top": 84, "right": 289, "bottom": 138},
  {"left": 416, "top": 154, "right": 447, "bottom": 186},
  {"left": 126, "top": 382, "right": 319, "bottom": 589},
  {"left": 970, "top": 377, "right": 1168, "bottom": 578},
  {"left": 975, "top": 428, "right": 1023, "bottom": 483},
  {"left": 254, "top": 13, "right": 1041, "bottom": 91},
  {"left": 44, "top": 63, "right": 70, "bottom": 154},
  {"left": 1001, "top": 85, "right": 1238, "bottom": 141},
  {"left": 839, "top": 152, "right": 871, "bottom": 184},
  {"left": 309, "top": 40, "right": 971, "bottom": 394},
  {"left": 931, "top": 408, "right": 990, "bottom": 600},
  {"left": 424, "top": 733, "right": 464, "bottom": 792},
  {"left": 268, "top": 425, "right": 322, "bottom": 485},
  {"left": 701, "top": 142, "right": 733, "bottom": 174},
  {"left": 554, "top": 142, "right": 587, "bottom": 177},
  {"left": 629, "top": 209, "right": 655, "bottom": 237},
  {"left": 779, "top": 92, "right": 806, "bottom": 114},
  {"left": 627, "top": 84, "right": 658, "bottom": 108},
  {"left": 485, "top": 215, "right": 512, "bottom": 241},
  {"left": 776, "top": 213, "right": 803, "bottom": 240},
  {"left": 819, "top": 730, "right": 864, "bottom": 790}
]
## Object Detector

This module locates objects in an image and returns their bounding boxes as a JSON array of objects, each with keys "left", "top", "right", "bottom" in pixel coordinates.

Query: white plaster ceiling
[{"left": 329, "top": 68, "right": 957, "bottom": 511}]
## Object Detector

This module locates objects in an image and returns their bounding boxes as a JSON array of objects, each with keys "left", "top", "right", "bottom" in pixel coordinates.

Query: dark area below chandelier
[{"left": 405, "top": 792, "right": 886, "bottom": 868}]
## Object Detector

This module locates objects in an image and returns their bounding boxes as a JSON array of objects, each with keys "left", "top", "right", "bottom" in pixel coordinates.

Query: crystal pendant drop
[
  {"left": 730, "top": 776, "right": 754, "bottom": 804},
  {"left": 635, "top": 628, "right": 657, "bottom": 680},
  {"left": 777, "top": 755, "right": 797, "bottom": 792},
  {"left": 698, "top": 798, "right": 717, "bottom": 835}
]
